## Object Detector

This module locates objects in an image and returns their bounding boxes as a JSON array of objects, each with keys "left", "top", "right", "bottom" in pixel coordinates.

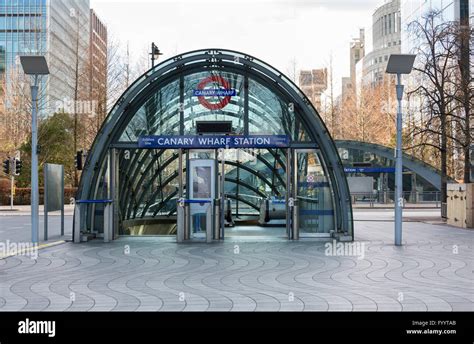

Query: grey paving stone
[{"left": 0, "top": 217, "right": 473, "bottom": 311}]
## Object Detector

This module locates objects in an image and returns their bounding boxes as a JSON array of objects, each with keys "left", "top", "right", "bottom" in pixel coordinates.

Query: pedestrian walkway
[{"left": 0, "top": 217, "right": 472, "bottom": 311}]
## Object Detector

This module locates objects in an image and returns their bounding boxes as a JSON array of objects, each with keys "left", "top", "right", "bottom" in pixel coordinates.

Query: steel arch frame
[
  {"left": 335, "top": 140, "right": 457, "bottom": 190},
  {"left": 75, "top": 49, "right": 353, "bottom": 239}
]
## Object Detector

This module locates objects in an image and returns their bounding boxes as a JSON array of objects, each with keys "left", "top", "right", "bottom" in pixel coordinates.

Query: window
[{"left": 388, "top": 13, "right": 392, "bottom": 34}]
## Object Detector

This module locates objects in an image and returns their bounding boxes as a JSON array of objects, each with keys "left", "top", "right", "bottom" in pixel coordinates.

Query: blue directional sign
[
  {"left": 344, "top": 167, "right": 396, "bottom": 173},
  {"left": 138, "top": 135, "right": 290, "bottom": 149}
]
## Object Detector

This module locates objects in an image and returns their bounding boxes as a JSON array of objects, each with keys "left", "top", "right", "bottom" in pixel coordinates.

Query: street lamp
[
  {"left": 150, "top": 43, "right": 163, "bottom": 68},
  {"left": 386, "top": 54, "right": 416, "bottom": 246},
  {"left": 20, "top": 56, "right": 49, "bottom": 244}
]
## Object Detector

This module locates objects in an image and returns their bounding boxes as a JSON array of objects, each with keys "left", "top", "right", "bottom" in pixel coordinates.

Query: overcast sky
[{"left": 90, "top": 0, "right": 385, "bottom": 96}]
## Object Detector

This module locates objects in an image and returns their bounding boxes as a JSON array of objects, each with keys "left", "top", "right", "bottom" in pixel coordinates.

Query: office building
[
  {"left": 349, "top": 29, "right": 365, "bottom": 93},
  {"left": 357, "top": 0, "right": 402, "bottom": 87},
  {"left": 299, "top": 68, "right": 328, "bottom": 110},
  {"left": 0, "top": 0, "right": 106, "bottom": 118},
  {"left": 89, "top": 9, "right": 107, "bottom": 120},
  {"left": 401, "top": 0, "right": 472, "bottom": 53}
]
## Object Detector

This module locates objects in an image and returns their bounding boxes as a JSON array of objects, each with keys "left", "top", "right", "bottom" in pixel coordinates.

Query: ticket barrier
[{"left": 177, "top": 198, "right": 220, "bottom": 243}]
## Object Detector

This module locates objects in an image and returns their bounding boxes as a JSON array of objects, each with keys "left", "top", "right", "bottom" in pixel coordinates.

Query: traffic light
[
  {"left": 14, "top": 159, "right": 22, "bottom": 176},
  {"left": 2, "top": 158, "right": 10, "bottom": 175},
  {"left": 75, "top": 151, "right": 83, "bottom": 171}
]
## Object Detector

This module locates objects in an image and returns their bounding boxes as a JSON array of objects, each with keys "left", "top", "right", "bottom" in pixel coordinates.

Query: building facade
[
  {"left": 401, "top": 0, "right": 472, "bottom": 53},
  {"left": 0, "top": 0, "right": 106, "bottom": 118},
  {"left": 358, "top": 0, "right": 402, "bottom": 87},
  {"left": 0, "top": 45, "right": 4, "bottom": 112},
  {"left": 349, "top": 28, "right": 365, "bottom": 93},
  {"left": 299, "top": 68, "right": 328, "bottom": 110},
  {"left": 0, "top": 0, "right": 48, "bottom": 112},
  {"left": 89, "top": 9, "right": 107, "bottom": 121},
  {"left": 401, "top": 0, "right": 472, "bottom": 182},
  {"left": 0, "top": 0, "right": 47, "bottom": 69},
  {"left": 47, "top": 0, "right": 90, "bottom": 115},
  {"left": 340, "top": 76, "right": 352, "bottom": 101}
]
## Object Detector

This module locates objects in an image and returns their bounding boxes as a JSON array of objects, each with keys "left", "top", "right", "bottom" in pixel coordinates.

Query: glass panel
[
  {"left": 183, "top": 71, "right": 245, "bottom": 134},
  {"left": 193, "top": 166, "right": 211, "bottom": 199},
  {"left": 221, "top": 148, "right": 287, "bottom": 219},
  {"left": 117, "top": 69, "right": 316, "bottom": 143},
  {"left": 117, "top": 149, "right": 181, "bottom": 230},
  {"left": 296, "top": 149, "right": 334, "bottom": 235},
  {"left": 188, "top": 159, "right": 215, "bottom": 239},
  {"left": 248, "top": 78, "right": 293, "bottom": 136},
  {"left": 119, "top": 79, "right": 181, "bottom": 141}
]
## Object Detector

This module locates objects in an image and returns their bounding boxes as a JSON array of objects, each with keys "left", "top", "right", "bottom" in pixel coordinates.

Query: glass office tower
[{"left": 0, "top": 0, "right": 90, "bottom": 116}]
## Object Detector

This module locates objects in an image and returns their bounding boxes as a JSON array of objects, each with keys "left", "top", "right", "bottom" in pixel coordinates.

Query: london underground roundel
[{"left": 195, "top": 76, "right": 235, "bottom": 110}]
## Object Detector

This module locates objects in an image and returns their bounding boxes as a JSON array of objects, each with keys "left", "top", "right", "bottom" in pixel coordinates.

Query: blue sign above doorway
[
  {"left": 344, "top": 167, "right": 396, "bottom": 173},
  {"left": 138, "top": 135, "right": 290, "bottom": 149}
]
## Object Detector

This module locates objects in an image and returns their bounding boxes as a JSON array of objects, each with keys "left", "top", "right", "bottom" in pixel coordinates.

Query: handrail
[
  {"left": 75, "top": 199, "right": 113, "bottom": 204},
  {"left": 181, "top": 199, "right": 212, "bottom": 204}
]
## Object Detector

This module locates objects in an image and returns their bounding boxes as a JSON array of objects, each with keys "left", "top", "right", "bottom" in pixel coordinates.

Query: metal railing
[{"left": 351, "top": 191, "right": 441, "bottom": 208}]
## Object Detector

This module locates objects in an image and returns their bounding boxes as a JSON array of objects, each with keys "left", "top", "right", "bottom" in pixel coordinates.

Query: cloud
[{"left": 90, "top": 0, "right": 377, "bottom": 97}]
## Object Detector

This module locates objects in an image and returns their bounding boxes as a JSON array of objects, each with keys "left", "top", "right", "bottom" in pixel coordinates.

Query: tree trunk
[
  {"left": 440, "top": 111, "right": 448, "bottom": 204},
  {"left": 459, "top": 0, "right": 471, "bottom": 184},
  {"left": 464, "top": 106, "right": 471, "bottom": 183},
  {"left": 73, "top": 19, "right": 80, "bottom": 188}
]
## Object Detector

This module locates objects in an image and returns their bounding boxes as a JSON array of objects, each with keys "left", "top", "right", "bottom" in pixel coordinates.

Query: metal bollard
[
  {"left": 104, "top": 202, "right": 113, "bottom": 243},
  {"left": 206, "top": 203, "right": 212, "bottom": 243},
  {"left": 184, "top": 203, "right": 190, "bottom": 241},
  {"left": 214, "top": 199, "right": 220, "bottom": 240},
  {"left": 74, "top": 203, "right": 81, "bottom": 243},
  {"left": 264, "top": 199, "right": 270, "bottom": 223},
  {"left": 177, "top": 198, "right": 185, "bottom": 243},
  {"left": 292, "top": 199, "right": 299, "bottom": 240}
]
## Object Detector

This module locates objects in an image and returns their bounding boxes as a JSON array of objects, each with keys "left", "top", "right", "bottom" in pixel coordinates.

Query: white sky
[{"left": 90, "top": 0, "right": 385, "bottom": 96}]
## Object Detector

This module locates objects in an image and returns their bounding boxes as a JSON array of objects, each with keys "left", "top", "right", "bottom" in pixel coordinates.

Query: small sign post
[{"left": 44, "top": 163, "right": 65, "bottom": 241}]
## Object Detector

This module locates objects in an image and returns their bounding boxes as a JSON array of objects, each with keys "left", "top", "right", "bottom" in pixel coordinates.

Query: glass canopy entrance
[{"left": 74, "top": 49, "right": 353, "bottom": 243}]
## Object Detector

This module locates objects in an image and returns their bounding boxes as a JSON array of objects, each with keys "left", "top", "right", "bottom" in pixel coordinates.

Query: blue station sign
[
  {"left": 138, "top": 135, "right": 290, "bottom": 149},
  {"left": 344, "top": 167, "right": 396, "bottom": 173}
]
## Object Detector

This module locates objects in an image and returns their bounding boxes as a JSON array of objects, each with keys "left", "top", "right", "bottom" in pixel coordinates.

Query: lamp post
[
  {"left": 150, "top": 43, "right": 163, "bottom": 68},
  {"left": 386, "top": 54, "right": 416, "bottom": 246},
  {"left": 20, "top": 56, "right": 49, "bottom": 244}
]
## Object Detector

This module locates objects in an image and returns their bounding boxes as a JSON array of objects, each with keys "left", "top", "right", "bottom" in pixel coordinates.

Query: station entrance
[
  {"left": 74, "top": 49, "right": 353, "bottom": 243},
  {"left": 107, "top": 144, "right": 336, "bottom": 242}
]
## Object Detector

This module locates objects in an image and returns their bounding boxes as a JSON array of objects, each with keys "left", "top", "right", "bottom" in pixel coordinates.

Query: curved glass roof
[
  {"left": 76, "top": 49, "right": 353, "bottom": 237},
  {"left": 118, "top": 70, "right": 309, "bottom": 142}
]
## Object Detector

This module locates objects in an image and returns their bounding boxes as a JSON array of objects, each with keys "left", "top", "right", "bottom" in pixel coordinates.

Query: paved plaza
[{"left": 0, "top": 209, "right": 472, "bottom": 311}]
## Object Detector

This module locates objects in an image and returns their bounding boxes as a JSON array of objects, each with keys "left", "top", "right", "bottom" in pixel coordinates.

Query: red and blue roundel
[{"left": 193, "top": 76, "right": 236, "bottom": 110}]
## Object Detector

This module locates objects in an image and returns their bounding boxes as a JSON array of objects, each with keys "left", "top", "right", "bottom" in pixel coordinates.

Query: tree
[
  {"left": 0, "top": 68, "right": 30, "bottom": 154},
  {"left": 17, "top": 112, "right": 76, "bottom": 187},
  {"left": 338, "top": 80, "right": 396, "bottom": 146},
  {"left": 408, "top": 11, "right": 458, "bottom": 203},
  {"left": 450, "top": 17, "right": 473, "bottom": 182}
]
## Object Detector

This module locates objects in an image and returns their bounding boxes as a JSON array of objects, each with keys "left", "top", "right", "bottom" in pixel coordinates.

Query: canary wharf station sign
[{"left": 138, "top": 135, "right": 290, "bottom": 149}]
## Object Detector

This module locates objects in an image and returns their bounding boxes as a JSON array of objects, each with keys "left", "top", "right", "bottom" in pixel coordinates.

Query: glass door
[
  {"left": 188, "top": 157, "right": 216, "bottom": 240},
  {"left": 294, "top": 149, "right": 335, "bottom": 237}
]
